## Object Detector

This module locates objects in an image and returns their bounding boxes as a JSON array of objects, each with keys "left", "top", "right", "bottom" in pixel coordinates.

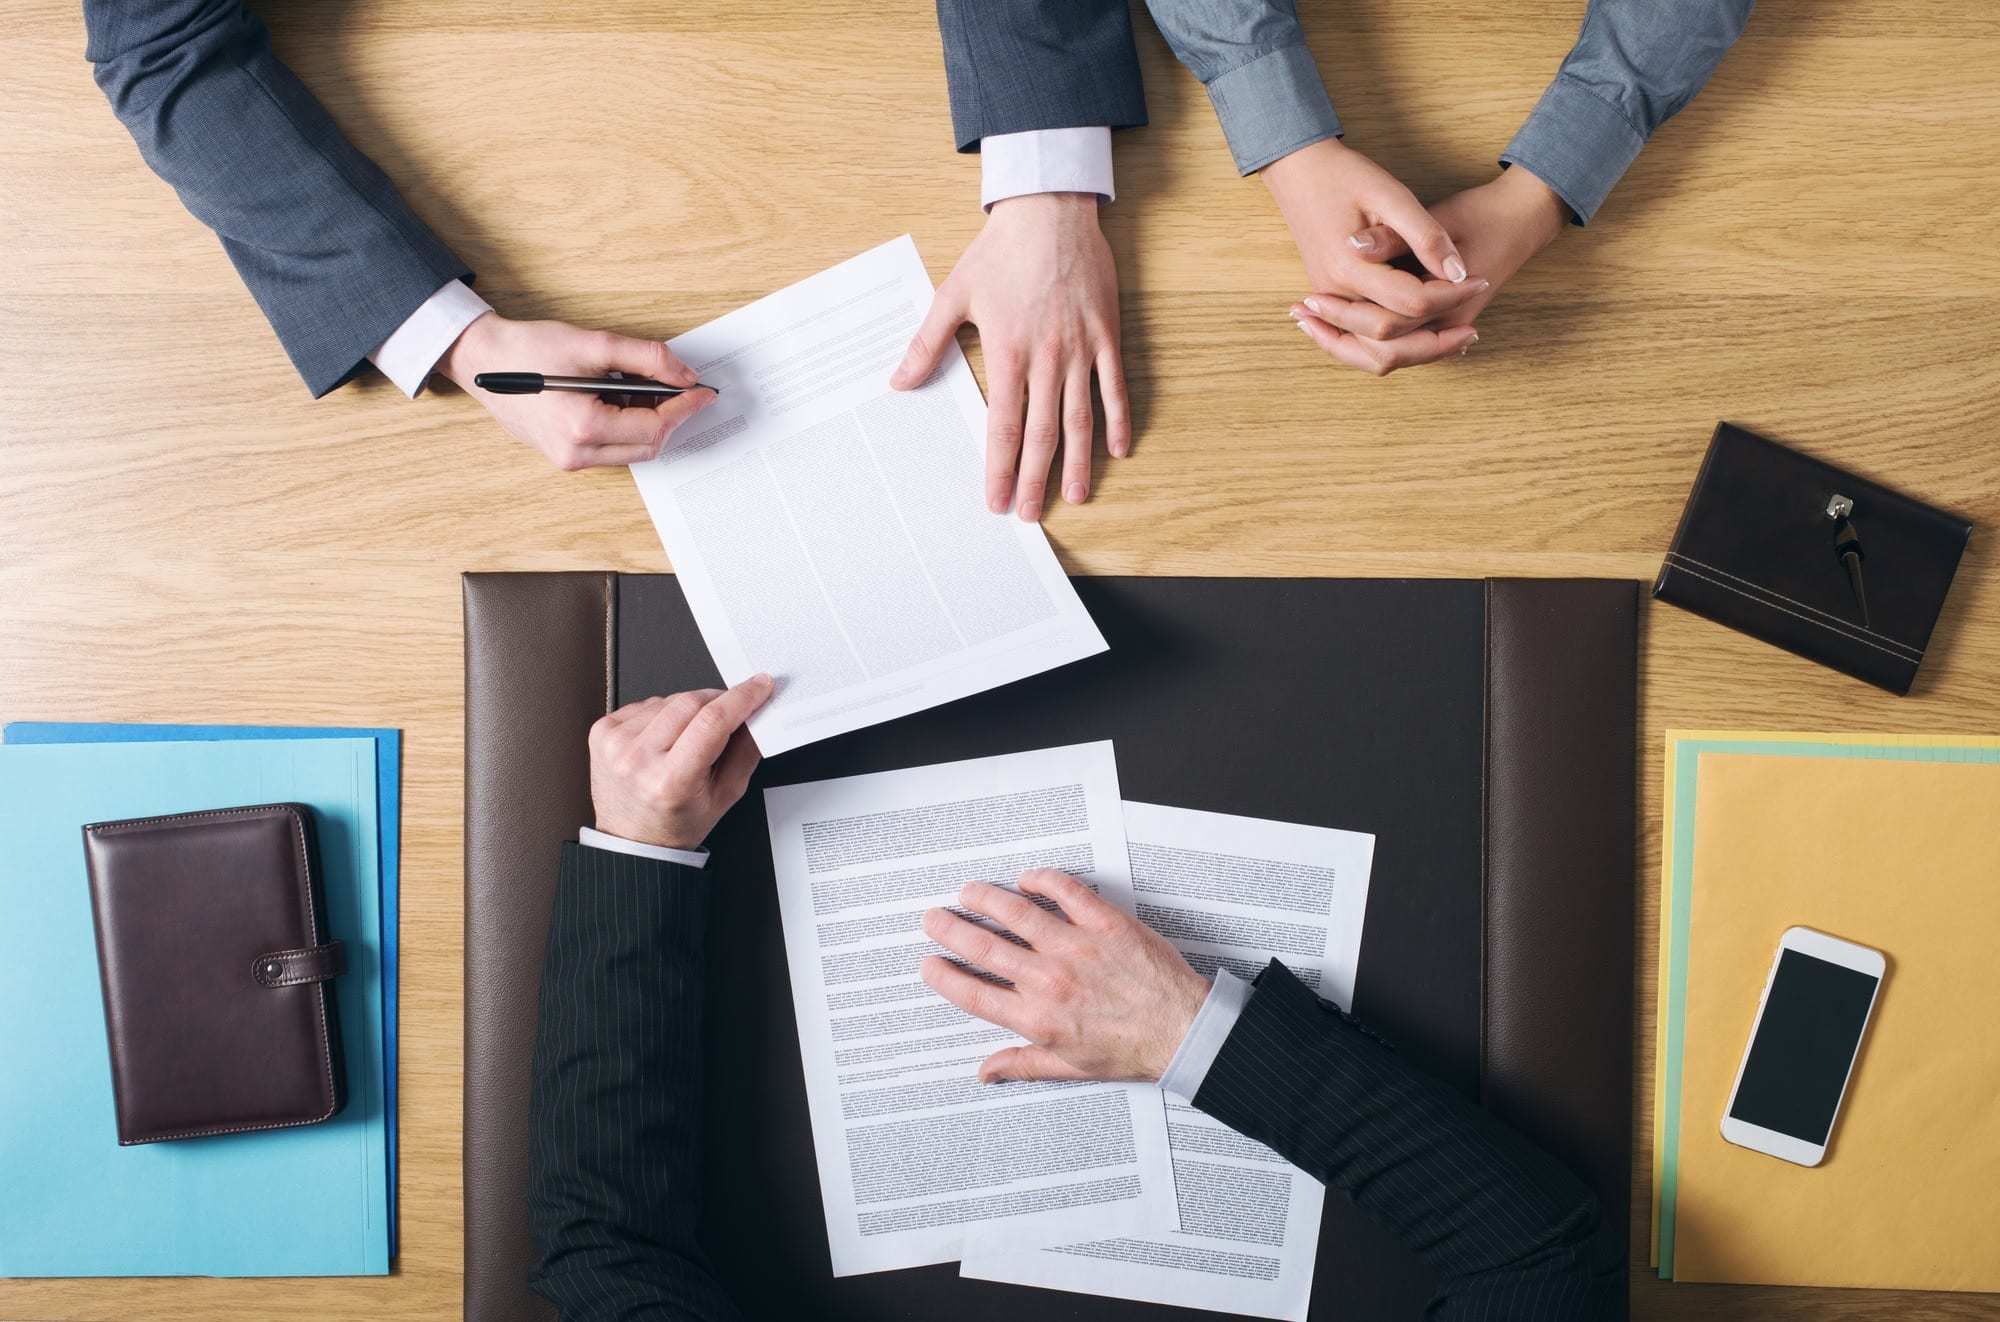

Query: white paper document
[
  {"left": 632, "top": 236, "right": 1107, "bottom": 755},
  {"left": 962, "top": 801, "right": 1376, "bottom": 1320},
  {"left": 765, "top": 743, "right": 1176, "bottom": 1276}
]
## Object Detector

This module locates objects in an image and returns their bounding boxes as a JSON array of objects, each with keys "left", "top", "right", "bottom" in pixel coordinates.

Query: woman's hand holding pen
[{"left": 439, "top": 312, "right": 718, "bottom": 471}]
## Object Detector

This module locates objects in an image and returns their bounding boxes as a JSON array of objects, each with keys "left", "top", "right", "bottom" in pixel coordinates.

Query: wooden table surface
[{"left": 4, "top": 2, "right": 1996, "bottom": 1318}]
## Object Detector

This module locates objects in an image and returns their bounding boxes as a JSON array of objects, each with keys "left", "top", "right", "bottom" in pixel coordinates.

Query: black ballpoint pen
[{"left": 472, "top": 371, "right": 720, "bottom": 398}]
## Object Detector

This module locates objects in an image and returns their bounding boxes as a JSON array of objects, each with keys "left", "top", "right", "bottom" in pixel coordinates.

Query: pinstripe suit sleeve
[
  {"left": 83, "top": 0, "right": 472, "bottom": 397},
  {"left": 1194, "top": 960, "right": 1625, "bottom": 1320},
  {"left": 933, "top": 0, "right": 1149, "bottom": 150},
  {"left": 528, "top": 843, "right": 743, "bottom": 1322}
]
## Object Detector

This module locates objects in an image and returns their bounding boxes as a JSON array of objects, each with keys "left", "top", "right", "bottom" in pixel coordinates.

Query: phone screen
[{"left": 1730, "top": 949, "right": 1880, "bottom": 1144}]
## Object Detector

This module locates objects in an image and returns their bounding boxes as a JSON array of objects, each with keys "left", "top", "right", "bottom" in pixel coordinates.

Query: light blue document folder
[
  {"left": 0, "top": 739, "right": 389, "bottom": 1276},
  {"left": 4, "top": 720, "right": 400, "bottom": 1250}
]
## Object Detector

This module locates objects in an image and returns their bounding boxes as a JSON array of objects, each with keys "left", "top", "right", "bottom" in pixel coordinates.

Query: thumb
[
  {"left": 1367, "top": 191, "right": 1467, "bottom": 284},
  {"left": 595, "top": 331, "right": 700, "bottom": 388},
  {"left": 1345, "top": 224, "right": 1408, "bottom": 264},
  {"left": 979, "top": 1045, "right": 1090, "bottom": 1084},
  {"left": 891, "top": 283, "right": 968, "bottom": 390}
]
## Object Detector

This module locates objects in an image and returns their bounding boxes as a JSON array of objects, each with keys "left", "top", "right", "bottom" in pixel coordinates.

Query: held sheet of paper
[
  {"left": 764, "top": 743, "right": 1176, "bottom": 1276},
  {"left": 632, "top": 236, "right": 1106, "bottom": 756},
  {"left": 963, "top": 801, "right": 1376, "bottom": 1321}
]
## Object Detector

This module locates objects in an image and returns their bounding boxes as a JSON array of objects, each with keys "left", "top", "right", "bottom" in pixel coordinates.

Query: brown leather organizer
[{"left": 463, "top": 572, "right": 1638, "bottom": 1322}]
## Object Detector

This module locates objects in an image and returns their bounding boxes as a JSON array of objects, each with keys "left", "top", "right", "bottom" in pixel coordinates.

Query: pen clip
[{"left": 1826, "top": 493, "right": 1870, "bottom": 629}]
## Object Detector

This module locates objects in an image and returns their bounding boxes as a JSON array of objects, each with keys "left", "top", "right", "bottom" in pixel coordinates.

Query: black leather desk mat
[
  {"left": 617, "top": 576, "right": 1488, "bottom": 1321},
  {"left": 463, "top": 571, "right": 1634, "bottom": 1322}
]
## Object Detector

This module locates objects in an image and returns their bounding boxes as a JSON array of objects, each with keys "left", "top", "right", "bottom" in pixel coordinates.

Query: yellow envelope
[
  {"left": 1670, "top": 752, "right": 2000, "bottom": 1289},
  {"left": 1650, "top": 731, "right": 2000, "bottom": 1268}
]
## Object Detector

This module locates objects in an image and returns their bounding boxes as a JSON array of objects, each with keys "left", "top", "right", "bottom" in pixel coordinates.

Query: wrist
[
  {"left": 1260, "top": 136, "right": 1347, "bottom": 209},
  {"left": 988, "top": 191, "right": 1101, "bottom": 230},
  {"left": 592, "top": 816, "right": 703, "bottom": 852},
  {"left": 437, "top": 309, "right": 499, "bottom": 390},
  {"left": 1497, "top": 164, "right": 1568, "bottom": 249},
  {"left": 1149, "top": 966, "right": 1214, "bottom": 1080}
]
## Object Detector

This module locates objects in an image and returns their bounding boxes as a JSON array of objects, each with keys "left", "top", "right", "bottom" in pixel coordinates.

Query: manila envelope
[{"left": 1671, "top": 752, "right": 2000, "bottom": 1290}]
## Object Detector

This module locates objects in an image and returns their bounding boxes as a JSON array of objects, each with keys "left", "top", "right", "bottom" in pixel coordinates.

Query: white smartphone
[{"left": 1719, "top": 925, "right": 1885, "bottom": 1167}]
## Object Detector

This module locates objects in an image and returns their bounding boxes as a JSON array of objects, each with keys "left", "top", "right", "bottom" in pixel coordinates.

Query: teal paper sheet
[
  {"left": 1655, "top": 736, "right": 2000, "bottom": 1278},
  {"left": 0, "top": 739, "right": 389, "bottom": 1276}
]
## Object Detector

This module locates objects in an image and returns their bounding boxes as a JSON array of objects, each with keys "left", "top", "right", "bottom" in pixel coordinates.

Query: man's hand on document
[
  {"left": 587, "top": 676, "right": 774, "bottom": 848},
  {"left": 890, "top": 193, "right": 1130, "bottom": 522},
  {"left": 920, "top": 869, "right": 1210, "bottom": 1083},
  {"left": 440, "top": 312, "right": 719, "bottom": 471}
]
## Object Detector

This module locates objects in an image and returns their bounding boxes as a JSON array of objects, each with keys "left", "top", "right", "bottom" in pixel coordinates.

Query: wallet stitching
[
  {"left": 1664, "top": 551, "right": 1923, "bottom": 656},
  {"left": 86, "top": 804, "right": 292, "bottom": 835},
  {"left": 1662, "top": 562, "right": 1922, "bottom": 663},
  {"left": 281, "top": 807, "right": 337, "bottom": 1123}
]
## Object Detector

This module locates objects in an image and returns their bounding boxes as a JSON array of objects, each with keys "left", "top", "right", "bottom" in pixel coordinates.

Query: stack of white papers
[
  {"left": 633, "top": 237, "right": 1106, "bottom": 756},
  {"left": 765, "top": 742, "right": 1375, "bottom": 1320}
]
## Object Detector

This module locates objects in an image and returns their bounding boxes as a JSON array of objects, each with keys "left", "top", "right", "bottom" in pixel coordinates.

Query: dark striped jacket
[{"left": 527, "top": 845, "right": 1622, "bottom": 1320}]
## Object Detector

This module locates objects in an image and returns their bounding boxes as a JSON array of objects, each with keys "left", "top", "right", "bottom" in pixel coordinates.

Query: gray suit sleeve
[
  {"left": 1501, "top": 0, "right": 1756, "bottom": 223},
  {"left": 933, "top": 0, "right": 1149, "bottom": 150},
  {"left": 1141, "top": 0, "right": 1342, "bottom": 174},
  {"left": 84, "top": 0, "right": 472, "bottom": 397}
]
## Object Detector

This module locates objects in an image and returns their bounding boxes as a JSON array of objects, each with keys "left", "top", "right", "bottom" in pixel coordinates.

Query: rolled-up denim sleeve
[
  {"left": 1143, "top": 1, "right": 1342, "bottom": 174},
  {"left": 1502, "top": 0, "right": 1755, "bottom": 224}
]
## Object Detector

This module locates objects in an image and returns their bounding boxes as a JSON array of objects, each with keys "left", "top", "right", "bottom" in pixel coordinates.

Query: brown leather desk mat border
[{"left": 464, "top": 573, "right": 1635, "bottom": 1322}]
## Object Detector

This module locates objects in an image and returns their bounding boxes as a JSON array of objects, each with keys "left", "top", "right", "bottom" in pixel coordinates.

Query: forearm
[
  {"left": 527, "top": 843, "right": 740, "bottom": 1322},
  {"left": 933, "top": 0, "right": 1147, "bottom": 149},
  {"left": 1503, "top": 0, "right": 1756, "bottom": 222},
  {"left": 1141, "top": 0, "right": 1341, "bottom": 174},
  {"left": 1193, "top": 961, "right": 1623, "bottom": 1320},
  {"left": 84, "top": 0, "right": 469, "bottom": 395}
]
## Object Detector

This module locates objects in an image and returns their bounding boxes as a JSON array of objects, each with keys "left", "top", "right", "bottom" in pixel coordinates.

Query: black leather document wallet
[
  {"left": 463, "top": 572, "right": 1638, "bottom": 1322},
  {"left": 1654, "top": 422, "right": 1972, "bottom": 694},
  {"left": 82, "top": 804, "right": 345, "bottom": 1145}
]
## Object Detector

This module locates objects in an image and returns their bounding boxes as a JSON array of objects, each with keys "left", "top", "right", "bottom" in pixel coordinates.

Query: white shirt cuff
[
  {"left": 1158, "top": 967, "right": 1253, "bottom": 1102},
  {"left": 578, "top": 826, "right": 709, "bottom": 870},
  {"left": 367, "top": 278, "right": 493, "bottom": 398},
  {"left": 979, "top": 127, "right": 1115, "bottom": 211}
]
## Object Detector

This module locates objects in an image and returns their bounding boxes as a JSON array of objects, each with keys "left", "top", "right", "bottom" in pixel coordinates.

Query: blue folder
[
  {"left": 5, "top": 721, "right": 400, "bottom": 1251},
  {"left": 0, "top": 738, "right": 390, "bottom": 1276}
]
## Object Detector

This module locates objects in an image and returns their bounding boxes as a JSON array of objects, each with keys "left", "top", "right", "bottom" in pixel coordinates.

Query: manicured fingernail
[
  {"left": 1288, "top": 306, "right": 1305, "bottom": 322},
  {"left": 1065, "top": 482, "right": 1087, "bottom": 504},
  {"left": 1298, "top": 322, "right": 1315, "bottom": 336},
  {"left": 1444, "top": 255, "right": 1468, "bottom": 283},
  {"left": 1347, "top": 232, "right": 1376, "bottom": 251},
  {"left": 1304, "top": 297, "right": 1328, "bottom": 318},
  {"left": 1474, "top": 277, "right": 1492, "bottom": 292},
  {"left": 1460, "top": 331, "right": 1480, "bottom": 357}
]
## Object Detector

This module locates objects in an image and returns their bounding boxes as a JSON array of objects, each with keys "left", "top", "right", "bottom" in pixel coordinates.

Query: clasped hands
[
  {"left": 591, "top": 682, "right": 1214, "bottom": 1088},
  {"left": 892, "top": 140, "right": 1570, "bottom": 522}
]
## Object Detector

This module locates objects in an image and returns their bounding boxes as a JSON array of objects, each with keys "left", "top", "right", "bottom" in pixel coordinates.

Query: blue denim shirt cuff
[
  {"left": 1204, "top": 43, "right": 1343, "bottom": 176},
  {"left": 1158, "top": 967, "right": 1253, "bottom": 1102},
  {"left": 1500, "top": 72, "right": 1649, "bottom": 225}
]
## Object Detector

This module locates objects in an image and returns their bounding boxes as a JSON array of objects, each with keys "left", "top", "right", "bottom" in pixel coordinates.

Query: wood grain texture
[{"left": 2, "top": 1, "right": 1995, "bottom": 1318}]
